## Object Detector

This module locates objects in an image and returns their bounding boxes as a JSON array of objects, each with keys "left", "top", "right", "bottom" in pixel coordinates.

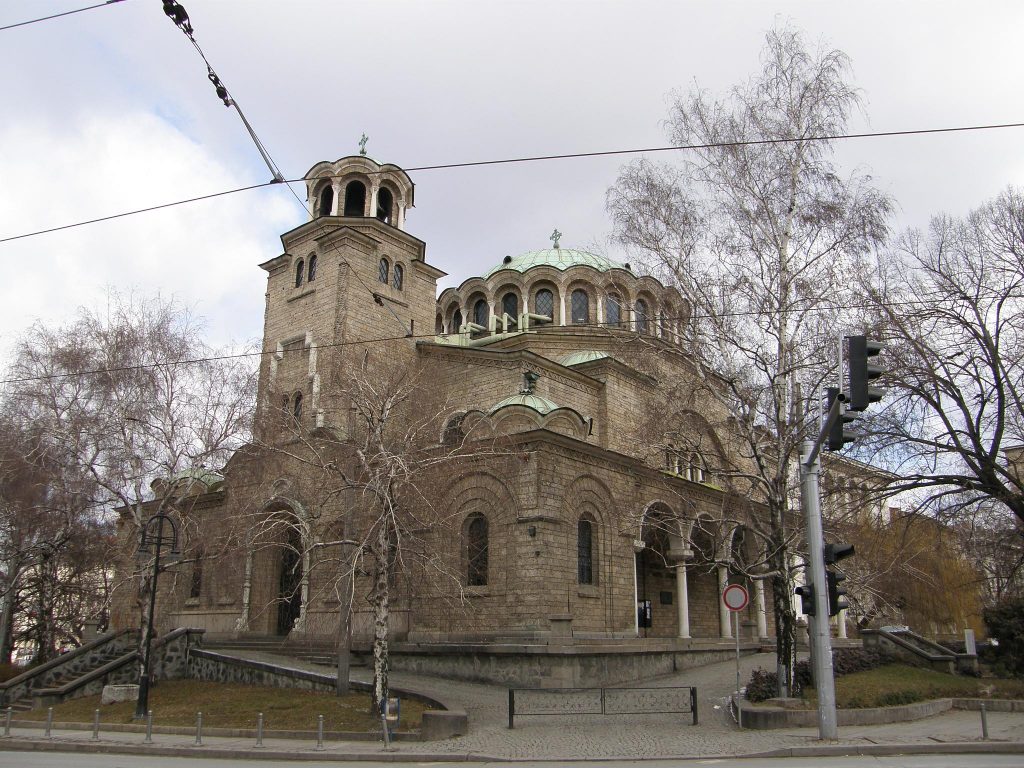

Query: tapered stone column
[
  {"left": 717, "top": 565, "right": 731, "bottom": 639},
  {"left": 755, "top": 579, "right": 768, "bottom": 639},
  {"left": 675, "top": 565, "right": 690, "bottom": 639}
]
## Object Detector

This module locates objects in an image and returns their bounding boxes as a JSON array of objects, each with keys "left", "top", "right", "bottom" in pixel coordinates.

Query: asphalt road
[{"left": 2, "top": 753, "right": 1023, "bottom": 768}]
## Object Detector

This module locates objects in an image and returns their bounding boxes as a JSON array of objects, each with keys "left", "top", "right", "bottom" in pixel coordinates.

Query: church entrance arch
[
  {"left": 634, "top": 504, "right": 683, "bottom": 638},
  {"left": 277, "top": 523, "right": 304, "bottom": 636}
]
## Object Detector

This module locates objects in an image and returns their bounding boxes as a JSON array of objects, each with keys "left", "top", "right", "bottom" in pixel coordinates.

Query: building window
[
  {"left": 344, "top": 180, "right": 366, "bottom": 216},
  {"left": 435, "top": 315, "right": 444, "bottom": 335},
  {"left": 635, "top": 299, "right": 649, "bottom": 334},
  {"left": 377, "top": 187, "right": 394, "bottom": 223},
  {"left": 606, "top": 295, "right": 621, "bottom": 327},
  {"left": 392, "top": 263, "right": 404, "bottom": 290},
  {"left": 292, "top": 392, "right": 303, "bottom": 422},
  {"left": 571, "top": 289, "right": 589, "bottom": 324},
  {"left": 294, "top": 259, "right": 305, "bottom": 288},
  {"left": 443, "top": 413, "right": 466, "bottom": 446},
  {"left": 189, "top": 549, "right": 204, "bottom": 599},
  {"left": 466, "top": 514, "right": 489, "bottom": 586},
  {"left": 577, "top": 518, "right": 594, "bottom": 585},
  {"left": 378, "top": 258, "right": 389, "bottom": 284},
  {"left": 318, "top": 186, "right": 333, "bottom": 217},
  {"left": 452, "top": 309, "right": 463, "bottom": 331},
  {"left": 535, "top": 289, "right": 554, "bottom": 320},
  {"left": 501, "top": 292, "right": 518, "bottom": 322},
  {"left": 473, "top": 299, "right": 488, "bottom": 328},
  {"left": 307, "top": 254, "right": 318, "bottom": 283}
]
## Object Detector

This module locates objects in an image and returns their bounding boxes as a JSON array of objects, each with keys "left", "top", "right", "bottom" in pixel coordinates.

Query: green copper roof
[
  {"left": 488, "top": 392, "right": 561, "bottom": 416},
  {"left": 483, "top": 248, "right": 625, "bottom": 279},
  {"left": 560, "top": 351, "right": 610, "bottom": 367}
]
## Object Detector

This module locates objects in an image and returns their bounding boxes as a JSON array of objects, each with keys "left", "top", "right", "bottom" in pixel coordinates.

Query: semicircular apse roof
[{"left": 483, "top": 248, "right": 626, "bottom": 279}]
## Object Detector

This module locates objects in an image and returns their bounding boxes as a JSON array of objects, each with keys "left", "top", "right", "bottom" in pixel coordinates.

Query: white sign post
[{"left": 723, "top": 584, "right": 749, "bottom": 728}]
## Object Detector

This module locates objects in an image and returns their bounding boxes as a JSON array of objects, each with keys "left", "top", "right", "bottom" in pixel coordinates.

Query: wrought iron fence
[{"left": 507, "top": 686, "right": 697, "bottom": 728}]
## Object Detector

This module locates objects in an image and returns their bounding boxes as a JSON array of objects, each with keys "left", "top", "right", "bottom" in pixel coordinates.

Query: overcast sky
[{"left": 2, "top": 0, "right": 1022, "bottom": 356}]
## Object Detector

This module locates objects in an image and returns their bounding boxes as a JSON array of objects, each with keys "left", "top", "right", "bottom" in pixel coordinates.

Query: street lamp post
[{"left": 134, "top": 512, "right": 180, "bottom": 720}]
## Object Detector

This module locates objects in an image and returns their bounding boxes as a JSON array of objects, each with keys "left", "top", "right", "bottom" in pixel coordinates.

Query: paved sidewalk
[{"left": 2, "top": 650, "right": 1021, "bottom": 761}]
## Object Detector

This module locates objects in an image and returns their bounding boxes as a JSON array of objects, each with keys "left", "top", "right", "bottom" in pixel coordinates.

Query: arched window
[
  {"left": 307, "top": 254, "right": 318, "bottom": 283},
  {"left": 376, "top": 187, "right": 394, "bottom": 223},
  {"left": 294, "top": 259, "right": 305, "bottom": 288},
  {"left": 452, "top": 309, "right": 463, "bottom": 331},
  {"left": 473, "top": 299, "right": 488, "bottom": 327},
  {"left": 378, "top": 258, "right": 389, "bottom": 284},
  {"left": 501, "top": 292, "right": 518, "bottom": 320},
  {"left": 571, "top": 289, "right": 589, "bottom": 324},
  {"left": 535, "top": 289, "right": 554, "bottom": 320},
  {"left": 392, "top": 263, "right": 403, "bottom": 290},
  {"left": 292, "top": 392, "right": 303, "bottom": 422},
  {"left": 443, "top": 413, "right": 466, "bottom": 446},
  {"left": 635, "top": 299, "right": 649, "bottom": 334},
  {"left": 344, "top": 180, "right": 366, "bottom": 216},
  {"left": 606, "top": 295, "right": 621, "bottom": 327},
  {"left": 435, "top": 315, "right": 444, "bottom": 335},
  {"left": 577, "top": 518, "right": 594, "bottom": 585},
  {"left": 318, "top": 186, "right": 334, "bottom": 217},
  {"left": 466, "top": 514, "right": 488, "bottom": 586}
]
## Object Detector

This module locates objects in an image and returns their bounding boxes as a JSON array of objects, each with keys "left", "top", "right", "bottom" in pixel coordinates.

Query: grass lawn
[
  {"left": 18, "top": 680, "right": 432, "bottom": 732},
  {"left": 805, "top": 664, "right": 1024, "bottom": 709}
]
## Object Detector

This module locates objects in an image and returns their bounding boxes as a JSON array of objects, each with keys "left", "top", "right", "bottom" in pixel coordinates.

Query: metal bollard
[
  {"left": 91, "top": 709, "right": 100, "bottom": 741},
  {"left": 980, "top": 702, "right": 989, "bottom": 740},
  {"left": 3, "top": 707, "right": 11, "bottom": 737},
  {"left": 44, "top": 707, "right": 53, "bottom": 739},
  {"left": 255, "top": 712, "right": 264, "bottom": 748},
  {"left": 194, "top": 711, "right": 203, "bottom": 746},
  {"left": 315, "top": 714, "right": 324, "bottom": 751},
  {"left": 144, "top": 710, "right": 153, "bottom": 744}
]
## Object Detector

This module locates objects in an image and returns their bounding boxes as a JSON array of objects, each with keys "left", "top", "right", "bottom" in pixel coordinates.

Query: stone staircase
[{"left": 204, "top": 637, "right": 366, "bottom": 669}]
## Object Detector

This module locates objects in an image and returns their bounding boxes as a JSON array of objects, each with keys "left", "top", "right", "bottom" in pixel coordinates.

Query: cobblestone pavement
[{"left": 210, "top": 649, "right": 1023, "bottom": 759}]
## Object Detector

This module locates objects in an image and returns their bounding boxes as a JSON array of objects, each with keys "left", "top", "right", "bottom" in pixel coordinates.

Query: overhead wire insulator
[{"left": 207, "top": 66, "right": 232, "bottom": 107}]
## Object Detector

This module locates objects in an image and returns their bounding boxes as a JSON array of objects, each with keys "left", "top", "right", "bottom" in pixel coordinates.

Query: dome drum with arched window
[{"left": 303, "top": 155, "right": 415, "bottom": 231}]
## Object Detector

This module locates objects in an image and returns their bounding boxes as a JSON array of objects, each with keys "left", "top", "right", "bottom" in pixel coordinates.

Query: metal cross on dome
[
  {"left": 550, "top": 228, "right": 562, "bottom": 249},
  {"left": 359, "top": 133, "right": 369, "bottom": 156}
]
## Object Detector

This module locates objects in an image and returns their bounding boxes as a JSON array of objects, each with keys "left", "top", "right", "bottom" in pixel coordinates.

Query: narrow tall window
[
  {"left": 344, "top": 180, "right": 366, "bottom": 216},
  {"left": 189, "top": 549, "right": 204, "bottom": 599},
  {"left": 292, "top": 392, "right": 303, "bottom": 422},
  {"left": 378, "top": 258, "right": 389, "bottom": 284},
  {"left": 467, "top": 514, "right": 489, "bottom": 586},
  {"left": 318, "top": 186, "right": 334, "bottom": 217},
  {"left": 392, "top": 263, "right": 404, "bottom": 290},
  {"left": 635, "top": 299, "right": 649, "bottom": 334},
  {"left": 577, "top": 518, "right": 594, "bottom": 585},
  {"left": 535, "top": 289, "right": 554, "bottom": 320},
  {"left": 571, "top": 289, "right": 589, "bottom": 324},
  {"left": 501, "top": 292, "right": 518, "bottom": 321},
  {"left": 376, "top": 187, "right": 394, "bottom": 223},
  {"left": 606, "top": 295, "right": 621, "bottom": 327},
  {"left": 473, "top": 299, "right": 488, "bottom": 328},
  {"left": 452, "top": 309, "right": 463, "bottom": 331},
  {"left": 307, "top": 254, "right": 318, "bottom": 283},
  {"left": 294, "top": 259, "right": 305, "bottom": 288}
]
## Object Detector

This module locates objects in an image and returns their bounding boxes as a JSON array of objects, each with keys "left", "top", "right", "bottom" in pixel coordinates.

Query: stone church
[{"left": 114, "top": 153, "right": 779, "bottom": 683}]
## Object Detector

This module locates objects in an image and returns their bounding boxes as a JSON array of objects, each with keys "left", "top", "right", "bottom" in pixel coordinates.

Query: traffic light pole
[{"left": 800, "top": 391, "right": 845, "bottom": 741}]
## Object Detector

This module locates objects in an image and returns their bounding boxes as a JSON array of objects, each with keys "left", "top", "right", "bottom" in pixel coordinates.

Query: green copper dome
[
  {"left": 488, "top": 392, "right": 561, "bottom": 416},
  {"left": 483, "top": 248, "right": 626, "bottom": 279}
]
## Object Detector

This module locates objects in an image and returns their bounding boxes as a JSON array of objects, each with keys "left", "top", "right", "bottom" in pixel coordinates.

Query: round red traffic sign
[{"left": 722, "top": 583, "right": 749, "bottom": 612}]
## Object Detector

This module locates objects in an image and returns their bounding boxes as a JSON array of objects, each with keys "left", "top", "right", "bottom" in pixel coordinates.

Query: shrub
[
  {"left": 745, "top": 667, "right": 779, "bottom": 703},
  {"left": 983, "top": 597, "right": 1024, "bottom": 676},
  {"left": 832, "top": 647, "right": 886, "bottom": 676}
]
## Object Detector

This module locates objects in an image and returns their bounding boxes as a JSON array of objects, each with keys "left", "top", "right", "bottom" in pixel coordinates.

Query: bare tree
[
  {"left": 607, "top": 24, "right": 891, "bottom": 691},
  {"left": 5, "top": 293, "right": 255, "bottom": 681},
  {"left": 859, "top": 187, "right": 1024, "bottom": 529}
]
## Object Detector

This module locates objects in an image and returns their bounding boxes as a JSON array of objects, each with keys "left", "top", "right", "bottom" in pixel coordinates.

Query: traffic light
[
  {"left": 848, "top": 335, "right": 884, "bottom": 412},
  {"left": 826, "top": 570, "right": 848, "bottom": 616},
  {"left": 823, "top": 543, "right": 855, "bottom": 617},
  {"left": 826, "top": 387, "right": 856, "bottom": 451},
  {"left": 795, "top": 584, "right": 816, "bottom": 616}
]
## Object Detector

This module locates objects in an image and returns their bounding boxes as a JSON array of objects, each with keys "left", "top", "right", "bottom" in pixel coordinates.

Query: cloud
[{"left": 0, "top": 109, "right": 299, "bottom": 354}]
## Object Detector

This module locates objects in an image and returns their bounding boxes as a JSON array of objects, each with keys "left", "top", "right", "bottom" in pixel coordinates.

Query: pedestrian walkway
[{"left": 3, "top": 647, "right": 1011, "bottom": 761}]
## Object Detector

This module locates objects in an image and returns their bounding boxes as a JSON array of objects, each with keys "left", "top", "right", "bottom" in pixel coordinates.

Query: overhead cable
[
  {"left": 0, "top": 0, "right": 127, "bottom": 32},
  {"left": 3, "top": 120, "right": 1024, "bottom": 246}
]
